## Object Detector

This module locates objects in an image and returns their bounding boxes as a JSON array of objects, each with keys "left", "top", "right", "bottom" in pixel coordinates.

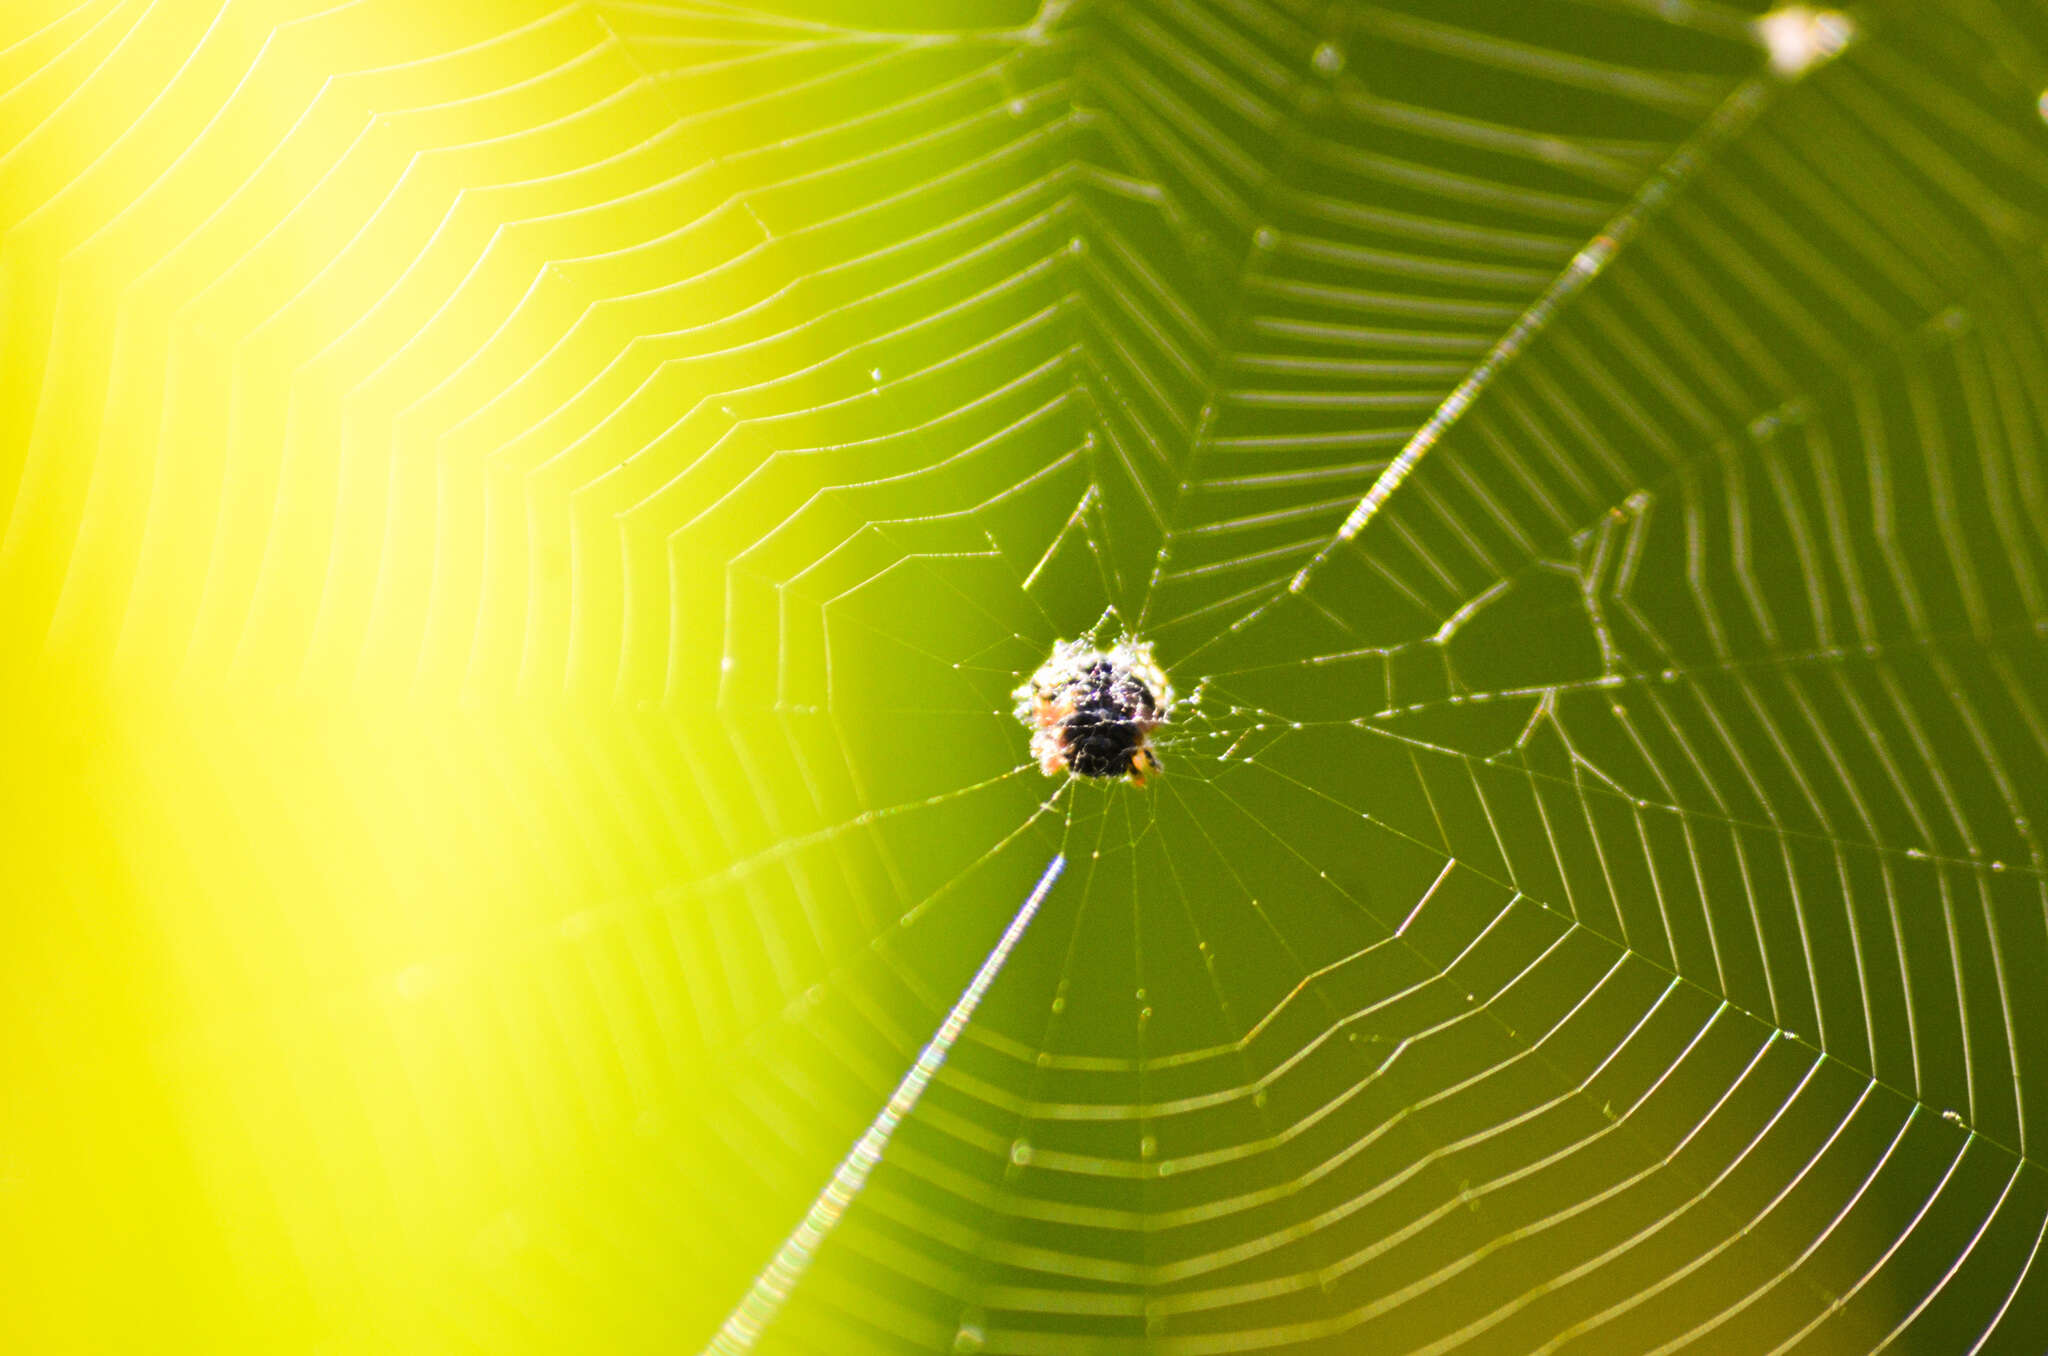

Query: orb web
[{"left": 9, "top": 0, "right": 2048, "bottom": 1352}]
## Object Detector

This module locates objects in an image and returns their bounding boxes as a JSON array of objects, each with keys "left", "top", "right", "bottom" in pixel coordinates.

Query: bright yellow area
[{"left": 1, "top": 2, "right": 1055, "bottom": 1348}]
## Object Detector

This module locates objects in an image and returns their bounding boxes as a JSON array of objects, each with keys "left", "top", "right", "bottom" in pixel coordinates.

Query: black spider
[{"left": 1017, "top": 642, "right": 1170, "bottom": 785}]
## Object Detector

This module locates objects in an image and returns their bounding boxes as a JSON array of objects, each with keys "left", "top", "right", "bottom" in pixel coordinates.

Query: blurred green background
[{"left": 5, "top": 0, "right": 2048, "bottom": 1351}]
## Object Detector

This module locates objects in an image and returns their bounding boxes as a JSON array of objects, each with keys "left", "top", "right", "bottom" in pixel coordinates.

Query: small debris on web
[{"left": 1754, "top": 6, "right": 1854, "bottom": 78}]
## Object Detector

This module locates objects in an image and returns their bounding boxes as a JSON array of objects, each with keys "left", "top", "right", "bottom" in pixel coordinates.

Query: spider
[{"left": 1013, "top": 638, "right": 1173, "bottom": 786}]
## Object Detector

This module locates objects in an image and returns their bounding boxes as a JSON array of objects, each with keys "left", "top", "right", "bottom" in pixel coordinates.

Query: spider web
[{"left": 6, "top": 0, "right": 2048, "bottom": 1351}]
